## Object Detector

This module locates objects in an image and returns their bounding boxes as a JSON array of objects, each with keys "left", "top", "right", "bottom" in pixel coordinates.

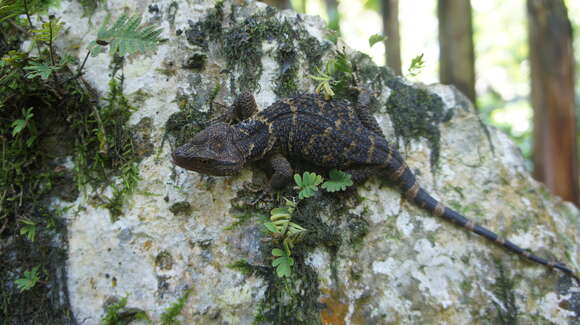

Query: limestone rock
[{"left": 48, "top": 0, "right": 578, "bottom": 323}]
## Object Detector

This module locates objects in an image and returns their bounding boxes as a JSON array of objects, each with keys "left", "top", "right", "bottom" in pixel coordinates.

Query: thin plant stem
[{"left": 22, "top": 0, "right": 43, "bottom": 57}]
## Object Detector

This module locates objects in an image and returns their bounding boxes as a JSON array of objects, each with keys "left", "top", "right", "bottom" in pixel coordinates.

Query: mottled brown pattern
[{"left": 172, "top": 93, "right": 579, "bottom": 282}]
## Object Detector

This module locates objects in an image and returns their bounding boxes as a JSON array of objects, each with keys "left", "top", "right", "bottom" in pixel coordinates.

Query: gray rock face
[{"left": 50, "top": 0, "right": 578, "bottom": 324}]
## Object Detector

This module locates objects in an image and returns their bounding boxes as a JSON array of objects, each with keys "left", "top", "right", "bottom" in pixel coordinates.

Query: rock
[{"left": 48, "top": 0, "right": 578, "bottom": 324}]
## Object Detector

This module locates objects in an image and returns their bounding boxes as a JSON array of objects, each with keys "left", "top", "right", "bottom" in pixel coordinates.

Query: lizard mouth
[{"left": 172, "top": 153, "right": 240, "bottom": 176}]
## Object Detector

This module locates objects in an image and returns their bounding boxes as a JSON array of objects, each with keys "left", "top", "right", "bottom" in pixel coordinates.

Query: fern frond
[
  {"left": 0, "top": 0, "right": 55, "bottom": 22},
  {"left": 31, "top": 17, "right": 62, "bottom": 42},
  {"left": 88, "top": 13, "right": 162, "bottom": 57},
  {"left": 0, "top": 0, "right": 22, "bottom": 21}
]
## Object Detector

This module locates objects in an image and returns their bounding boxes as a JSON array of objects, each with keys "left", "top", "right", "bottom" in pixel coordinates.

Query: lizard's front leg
[{"left": 268, "top": 153, "right": 293, "bottom": 190}]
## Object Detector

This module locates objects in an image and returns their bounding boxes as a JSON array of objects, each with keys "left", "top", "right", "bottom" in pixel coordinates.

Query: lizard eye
[{"left": 198, "top": 158, "right": 210, "bottom": 164}]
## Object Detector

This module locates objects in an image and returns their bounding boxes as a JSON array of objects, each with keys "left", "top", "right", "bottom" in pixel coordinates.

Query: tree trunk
[
  {"left": 437, "top": 0, "right": 476, "bottom": 103},
  {"left": 527, "top": 0, "right": 578, "bottom": 205},
  {"left": 381, "top": 0, "right": 401, "bottom": 75}
]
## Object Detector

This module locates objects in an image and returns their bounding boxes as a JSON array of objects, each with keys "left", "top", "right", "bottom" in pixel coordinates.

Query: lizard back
[{"left": 252, "top": 94, "right": 390, "bottom": 168}]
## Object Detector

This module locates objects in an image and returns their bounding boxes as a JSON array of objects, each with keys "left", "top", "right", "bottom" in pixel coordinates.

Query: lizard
[{"left": 172, "top": 91, "right": 579, "bottom": 283}]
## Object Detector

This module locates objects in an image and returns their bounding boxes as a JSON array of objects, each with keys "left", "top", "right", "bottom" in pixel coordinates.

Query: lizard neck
[{"left": 232, "top": 118, "right": 275, "bottom": 162}]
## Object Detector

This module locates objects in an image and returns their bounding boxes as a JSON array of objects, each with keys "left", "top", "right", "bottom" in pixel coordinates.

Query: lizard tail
[{"left": 388, "top": 160, "right": 580, "bottom": 284}]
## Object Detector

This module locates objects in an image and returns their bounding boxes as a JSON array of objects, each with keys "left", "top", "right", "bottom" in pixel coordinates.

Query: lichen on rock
[{"left": 38, "top": 0, "right": 580, "bottom": 324}]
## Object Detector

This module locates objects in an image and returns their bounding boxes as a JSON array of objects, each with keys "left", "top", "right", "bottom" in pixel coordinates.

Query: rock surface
[{"left": 49, "top": 0, "right": 579, "bottom": 324}]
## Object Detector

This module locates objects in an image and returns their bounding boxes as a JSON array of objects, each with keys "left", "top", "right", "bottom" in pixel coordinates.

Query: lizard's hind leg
[{"left": 352, "top": 89, "right": 386, "bottom": 138}]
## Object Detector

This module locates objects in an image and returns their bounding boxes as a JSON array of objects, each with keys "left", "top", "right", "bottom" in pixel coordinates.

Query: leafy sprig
[
  {"left": 18, "top": 217, "right": 36, "bottom": 241},
  {"left": 368, "top": 34, "right": 386, "bottom": 47},
  {"left": 407, "top": 53, "right": 425, "bottom": 77},
  {"left": 321, "top": 169, "right": 353, "bottom": 192},
  {"left": 272, "top": 248, "right": 294, "bottom": 278},
  {"left": 294, "top": 172, "right": 323, "bottom": 199},
  {"left": 88, "top": 14, "right": 163, "bottom": 57},
  {"left": 15, "top": 266, "right": 40, "bottom": 292},
  {"left": 309, "top": 50, "right": 353, "bottom": 100}
]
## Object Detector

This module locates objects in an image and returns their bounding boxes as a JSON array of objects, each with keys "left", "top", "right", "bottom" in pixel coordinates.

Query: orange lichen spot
[{"left": 319, "top": 288, "right": 348, "bottom": 325}]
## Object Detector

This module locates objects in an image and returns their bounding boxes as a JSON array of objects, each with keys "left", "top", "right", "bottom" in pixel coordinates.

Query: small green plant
[
  {"left": 11, "top": 107, "right": 34, "bottom": 137},
  {"left": 23, "top": 61, "right": 59, "bottom": 80},
  {"left": 368, "top": 34, "right": 386, "bottom": 47},
  {"left": 88, "top": 14, "right": 163, "bottom": 57},
  {"left": 294, "top": 172, "right": 323, "bottom": 199},
  {"left": 264, "top": 204, "right": 307, "bottom": 249},
  {"left": 272, "top": 248, "right": 294, "bottom": 278},
  {"left": 160, "top": 289, "right": 192, "bottom": 325},
  {"left": 310, "top": 67, "right": 335, "bottom": 100},
  {"left": 262, "top": 170, "right": 353, "bottom": 278},
  {"left": 407, "top": 53, "right": 425, "bottom": 77},
  {"left": 100, "top": 296, "right": 151, "bottom": 325},
  {"left": 263, "top": 201, "right": 305, "bottom": 278},
  {"left": 15, "top": 266, "right": 40, "bottom": 291},
  {"left": 309, "top": 50, "right": 353, "bottom": 100},
  {"left": 100, "top": 297, "right": 128, "bottom": 325},
  {"left": 321, "top": 169, "right": 353, "bottom": 192},
  {"left": 18, "top": 217, "right": 36, "bottom": 241}
]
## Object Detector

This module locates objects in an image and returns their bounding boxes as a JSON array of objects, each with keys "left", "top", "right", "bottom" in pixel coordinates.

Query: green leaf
[
  {"left": 270, "top": 207, "right": 291, "bottom": 219},
  {"left": 369, "top": 34, "right": 387, "bottom": 47},
  {"left": 11, "top": 119, "right": 27, "bottom": 136},
  {"left": 264, "top": 222, "right": 279, "bottom": 233},
  {"left": 89, "top": 13, "right": 163, "bottom": 57},
  {"left": 293, "top": 173, "right": 302, "bottom": 187},
  {"left": 15, "top": 266, "right": 40, "bottom": 292},
  {"left": 295, "top": 172, "right": 323, "bottom": 200},
  {"left": 321, "top": 169, "right": 353, "bottom": 192},
  {"left": 272, "top": 248, "right": 285, "bottom": 257},
  {"left": 19, "top": 218, "right": 36, "bottom": 241},
  {"left": 407, "top": 53, "right": 426, "bottom": 77},
  {"left": 32, "top": 17, "right": 63, "bottom": 43},
  {"left": 271, "top": 248, "right": 294, "bottom": 278},
  {"left": 272, "top": 256, "right": 284, "bottom": 267},
  {"left": 11, "top": 107, "right": 34, "bottom": 136},
  {"left": 275, "top": 258, "right": 292, "bottom": 277},
  {"left": 24, "top": 62, "right": 57, "bottom": 80}
]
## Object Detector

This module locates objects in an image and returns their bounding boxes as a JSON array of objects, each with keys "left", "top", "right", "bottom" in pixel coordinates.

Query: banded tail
[{"left": 386, "top": 155, "right": 579, "bottom": 283}]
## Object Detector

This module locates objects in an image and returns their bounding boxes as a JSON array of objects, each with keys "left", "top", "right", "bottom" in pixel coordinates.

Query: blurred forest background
[{"left": 263, "top": 0, "right": 579, "bottom": 206}]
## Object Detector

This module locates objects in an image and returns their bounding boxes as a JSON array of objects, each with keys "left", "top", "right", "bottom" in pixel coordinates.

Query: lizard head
[{"left": 172, "top": 122, "right": 244, "bottom": 176}]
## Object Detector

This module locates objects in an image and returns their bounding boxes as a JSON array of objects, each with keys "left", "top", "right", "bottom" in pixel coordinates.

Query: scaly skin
[{"left": 172, "top": 92, "right": 579, "bottom": 283}]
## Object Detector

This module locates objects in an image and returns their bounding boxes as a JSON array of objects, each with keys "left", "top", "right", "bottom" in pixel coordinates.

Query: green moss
[
  {"left": 298, "top": 35, "right": 331, "bottom": 74},
  {"left": 226, "top": 260, "right": 255, "bottom": 276},
  {"left": 73, "top": 76, "right": 142, "bottom": 221},
  {"left": 101, "top": 296, "right": 151, "bottom": 325},
  {"left": 155, "top": 251, "right": 174, "bottom": 271},
  {"left": 160, "top": 289, "right": 192, "bottom": 325},
  {"left": 1, "top": 12, "right": 146, "bottom": 320},
  {"left": 0, "top": 28, "right": 91, "bottom": 323},
  {"left": 347, "top": 216, "right": 369, "bottom": 246},
  {"left": 164, "top": 87, "right": 217, "bottom": 150},
  {"left": 491, "top": 261, "right": 519, "bottom": 325},
  {"left": 185, "top": 2, "right": 329, "bottom": 95},
  {"left": 385, "top": 79, "right": 452, "bottom": 169},
  {"left": 351, "top": 52, "right": 395, "bottom": 97},
  {"left": 169, "top": 201, "right": 192, "bottom": 216},
  {"left": 184, "top": 1, "right": 224, "bottom": 50},
  {"left": 251, "top": 192, "right": 355, "bottom": 324},
  {"left": 183, "top": 53, "right": 207, "bottom": 72}
]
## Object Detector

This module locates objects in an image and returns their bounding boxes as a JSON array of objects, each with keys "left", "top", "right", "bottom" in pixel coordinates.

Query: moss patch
[
  {"left": 386, "top": 79, "right": 452, "bottom": 169},
  {"left": 184, "top": 2, "right": 329, "bottom": 96},
  {"left": 491, "top": 261, "right": 519, "bottom": 325},
  {"left": 1, "top": 12, "right": 145, "bottom": 322}
]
